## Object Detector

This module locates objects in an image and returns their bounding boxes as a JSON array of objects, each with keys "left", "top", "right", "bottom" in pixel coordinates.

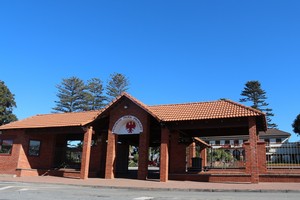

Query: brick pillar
[
  {"left": 80, "top": 126, "right": 93, "bottom": 180},
  {"left": 200, "top": 147, "right": 207, "bottom": 169},
  {"left": 160, "top": 126, "right": 169, "bottom": 182},
  {"left": 257, "top": 141, "right": 267, "bottom": 174},
  {"left": 169, "top": 131, "right": 186, "bottom": 173},
  {"left": 187, "top": 142, "right": 196, "bottom": 168},
  {"left": 138, "top": 117, "right": 150, "bottom": 180},
  {"left": 105, "top": 128, "right": 117, "bottom": 179},
  {"left": 248, "top": 117, "right": 259, "bottom": 183},
  {"left": 16, "top": 131, "right": 31, "bottom": 170}
]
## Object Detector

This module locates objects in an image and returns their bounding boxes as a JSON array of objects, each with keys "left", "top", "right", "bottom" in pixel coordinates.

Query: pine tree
[
  {"left": 53, "top": 77, "right": 86, "bottom": 112},
  {"left": 106, "top": 73, "right": 129, "bottom": 101},
  {"left": 292, "top": 114, "right": 300, "bottom": 136},
  {"left": 0, "top": 81, "right": 17, "bottom": 125},
  {"left": 84, "top": 78, "right": 106, "bottom": 110},
  {"left": 240, "top": 80, "right": 277, "bottom": 128}
]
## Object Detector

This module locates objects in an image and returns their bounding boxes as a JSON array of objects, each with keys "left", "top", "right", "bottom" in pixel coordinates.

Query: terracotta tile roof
[
  {"left": 148, "top": 99, "right": 265, "bottom": 122},
  {"left": 0, "top": 110, "right": 101, "bottom": 130},
  {"left": 0, "top": 93, "right": 265, "bottom": 130}
]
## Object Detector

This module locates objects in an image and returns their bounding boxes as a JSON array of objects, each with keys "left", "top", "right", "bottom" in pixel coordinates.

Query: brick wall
[
  {"left": 0, "top": 129, "right": 56, "bottom": 176},
  {"left": 25, "top": 132, "right": 55, "bottom": 169},
  {"left": 169, "top": 131, "right": 186, "bottom": 173},
  {"left": 0, "top": 130, "right": 23, "bottom": 175}
]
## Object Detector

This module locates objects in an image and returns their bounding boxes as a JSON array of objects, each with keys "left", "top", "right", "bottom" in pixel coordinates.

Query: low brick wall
[
  {"left": 260, "top": 174, "right": 300, "bottom": 182},
  {"left": 169, "top": 172, "right": 300, "bottom": 183},
  {"left": 15, "top": 168, "right": 98, "bottom": 179},
  {"left": 169, "top": 173, "right": 251, "bottom": 183}
]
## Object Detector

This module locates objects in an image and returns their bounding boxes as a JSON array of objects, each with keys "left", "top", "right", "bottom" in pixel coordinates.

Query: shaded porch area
[
  {"left": 15, "top": 125, "right": 108, "bottom": 179},
  {"left": 163, "top": 116, "right": 265, "bottom": 183}
]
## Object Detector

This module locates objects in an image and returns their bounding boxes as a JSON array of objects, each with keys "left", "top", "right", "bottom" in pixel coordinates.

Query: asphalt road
[{"left": 0, "top": 181, "right": 299, "bottom": 200}]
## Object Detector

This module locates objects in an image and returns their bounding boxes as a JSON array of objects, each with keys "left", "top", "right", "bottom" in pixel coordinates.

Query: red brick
[{"left": 160, "top": 127, "right": 169, "bottom": 182}]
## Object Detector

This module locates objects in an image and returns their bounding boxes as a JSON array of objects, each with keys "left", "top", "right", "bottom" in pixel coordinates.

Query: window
[
  {"left": 234, "top": 140, "right": 239, "bottom": 146},
  {"left": 225, "top": 140, "right": 230, "bottom": 145},
  {"left": 28, "top": 140, "right": 41, "bottom": 156},
  {"left": 276, "top": 138, "right": 282, "bottom": 144},
  {"left": 0, "top": 139, "right": 13, "bottom": 155},
  {"left": 215, "top": 140, "right": 220, "bottom": 145},
  {"left": 264, "top": 139, "right": 270, "bottom": 146}
]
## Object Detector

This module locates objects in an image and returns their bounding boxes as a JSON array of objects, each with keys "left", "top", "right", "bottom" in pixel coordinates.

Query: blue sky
[{"left": 0, "top": 0, "right": 299, "bottom": 141}]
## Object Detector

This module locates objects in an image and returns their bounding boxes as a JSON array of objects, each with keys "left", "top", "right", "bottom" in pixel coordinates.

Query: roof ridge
[
  {"left": 149, "top": 99, "right": 221, "bottom": 107},
  {"left": 98, "top": 92, "right": 162, "bottom": 122},
  {"left": 223, "top": 99, "right": 265, "bottom": 115},
  {"left": 33, "top": 110, "right": 102, "bottom": 117},
  {"left": 121, "top": 92, "right": 162, "bottom": 121}
]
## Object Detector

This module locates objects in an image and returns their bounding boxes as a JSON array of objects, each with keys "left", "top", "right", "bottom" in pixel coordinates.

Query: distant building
[
  {"left": 200, "top": 129, "right": 292, "bottom": 166},
  {"left": 200, "top": 128, "right": 291, "bottom": 148}
]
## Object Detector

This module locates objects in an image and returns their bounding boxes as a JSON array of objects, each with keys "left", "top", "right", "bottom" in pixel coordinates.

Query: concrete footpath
[{"left": 0, "top": 175, "right": 300, "bottom": 193}]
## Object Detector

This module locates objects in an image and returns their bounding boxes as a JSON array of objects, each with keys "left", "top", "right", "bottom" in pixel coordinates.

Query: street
[{"left": 0, "top": 181, "right": 299, "bottom": 200}]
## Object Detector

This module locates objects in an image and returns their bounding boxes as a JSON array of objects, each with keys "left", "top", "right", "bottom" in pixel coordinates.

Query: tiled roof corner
[
  {"left": 0, "top": 110, "right": 102, "bottom": 130},
  {"left": 222, "top": 99, "right": 265, "bottom": 115}
]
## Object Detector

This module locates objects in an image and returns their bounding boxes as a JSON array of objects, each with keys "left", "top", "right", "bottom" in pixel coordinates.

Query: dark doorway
[{"left": 115, "top": 134, "right": 139, "bottom": 178}]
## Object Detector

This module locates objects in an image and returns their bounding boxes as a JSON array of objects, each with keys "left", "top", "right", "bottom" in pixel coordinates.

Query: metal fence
[
  {"left": 206, "top": 145, "right": 246, "bottom": 169},
  {"left": 266, "top": 142, "right": 300, "bottom": 169}
]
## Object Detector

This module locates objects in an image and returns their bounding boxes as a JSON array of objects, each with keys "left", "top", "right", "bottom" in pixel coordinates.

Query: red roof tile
[
  {"left": 148, "top": 99, "right": 264, "bottom": 122},
  {"left": 0, "top": 93, "right": 265, "bottom": 130},
  {"left": 0, "top": 110, "right": 101, "bottom": 130}
]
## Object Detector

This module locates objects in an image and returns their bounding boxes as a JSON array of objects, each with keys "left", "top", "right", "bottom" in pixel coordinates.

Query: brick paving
[{"left": 0, "top": 175, "right": 300, "bottom": 192}]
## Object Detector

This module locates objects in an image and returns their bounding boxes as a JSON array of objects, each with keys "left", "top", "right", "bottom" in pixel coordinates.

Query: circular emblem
[{"left": 112, "top": 115, "right": 143, "bottom": 135}]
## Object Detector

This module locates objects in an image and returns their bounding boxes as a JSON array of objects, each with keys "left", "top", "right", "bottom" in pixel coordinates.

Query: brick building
[{"left": 0, "top": 93, "right": 270, "bottom": 183}]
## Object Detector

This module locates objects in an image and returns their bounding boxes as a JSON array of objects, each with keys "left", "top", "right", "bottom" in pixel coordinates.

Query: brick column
[
  {"left": 138, "top": 117, "right": 150, "bottom": 180},
  {"left": 160, "top": 126, "right": 169, "bottom": 182},
  {"left": 257, "top": 141, "right": 267, "bottom": 174},
  {"left": 248, "top": 117, "right": 259, "bottom": 183},
  {"left": 105, "top": 128, "right": 117, "bottom": 179},
  {"left": 16, "top": 131, "right": 31, "bottom": 170},
  {"left": 187, "top": 142, "right": 196, "bottom": 168},
  {"left": 80, "top": 126, "right": 93, "bottom": 179},
  {"left": 200, "top": 147, "right": 207, "bottom": 169}
]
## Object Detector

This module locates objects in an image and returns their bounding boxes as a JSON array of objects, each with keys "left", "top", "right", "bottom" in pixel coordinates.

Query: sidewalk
[{"left": 0, "top": 175, "right": 300, "bottom": 192}]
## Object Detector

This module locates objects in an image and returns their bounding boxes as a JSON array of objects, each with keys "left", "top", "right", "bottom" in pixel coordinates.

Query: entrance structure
[{"left": 0, "top": 92, "right": 274, "bottom": 183}]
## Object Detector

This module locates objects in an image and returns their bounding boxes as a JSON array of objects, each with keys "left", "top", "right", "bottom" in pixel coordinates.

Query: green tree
[
  {"left": 84, "top": 78, "right": 106, "bottom": 110},
  {"left": 106, "top": 73, "right": 129, "bottom": 101},
  {"left": 292, "top": 114, "right": 300, "bottom": 136},
  {"left": 240, "top": 80, "right": 277, "bottom": 128},
  {"left": 0, "top": 81, "right": 17, "bottom": 125},
  {"left": 53, "top": 77, "right": 86, "bottom": 112}
]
